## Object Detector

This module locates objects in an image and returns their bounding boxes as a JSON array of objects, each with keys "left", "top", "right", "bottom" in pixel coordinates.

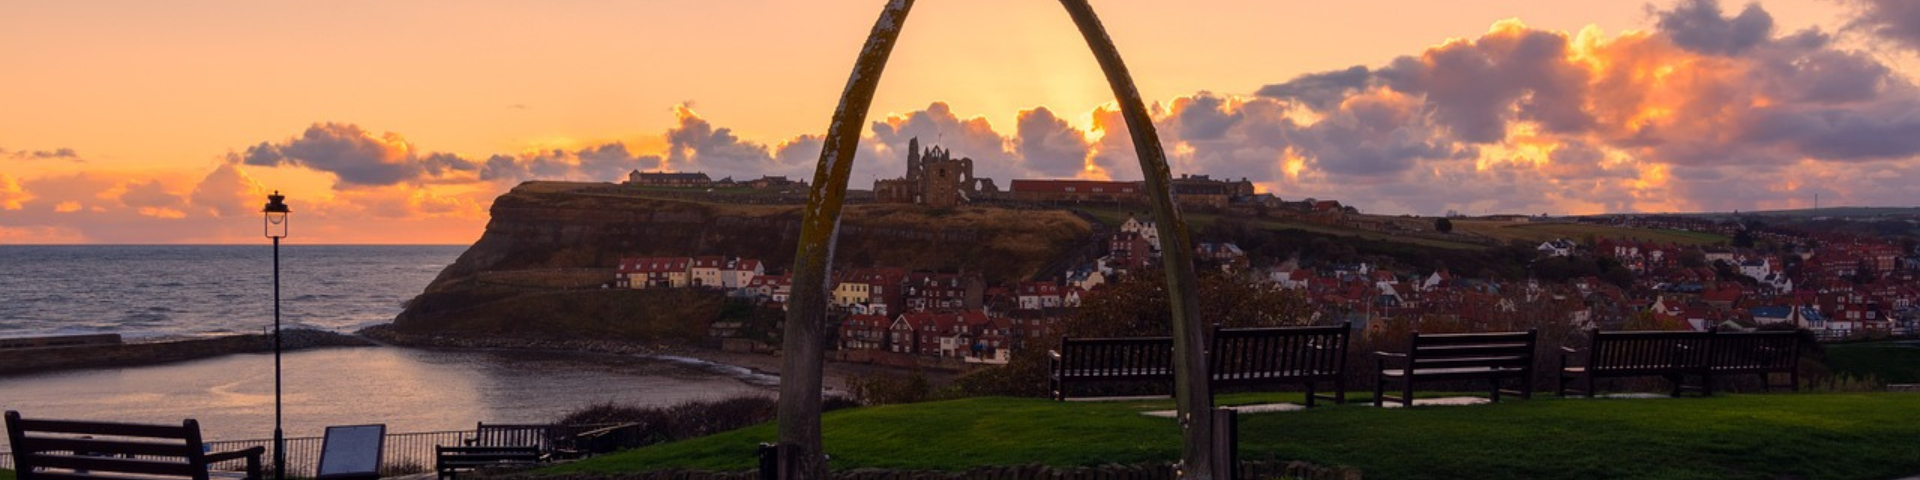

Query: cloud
[
  {"left": 243, "top": 123, "right": 473, "bottom": 187},
  {"left": 190, "top": 163, "right": 266, "bottom": 217},
  {"left": 1013, "top": 107, "right": 1091, "bottom": 178},
  {"left": 1655, "top": 0, "right": 1774, "bottom": 55},
  {"left": 3, "top": 147, "right": 82, "bottom": 161},
  {"left": 1844, "top": 0, "right": 1920, "bottom": 52},
  {"left": 662, "top": 104, "right": 818, "bottom": 179},
  {"left": 0, "top": 174, "right": 29, "bottom": 210},
  {"left": 1215, "top": 0, "right": 1920, "bottom": 214},
  {"left": 1254, "top": 66, "right": 1371, "bottom": 111}
]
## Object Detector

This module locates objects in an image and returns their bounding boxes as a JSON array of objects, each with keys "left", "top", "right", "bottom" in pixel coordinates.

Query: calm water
[
  {"left": 0, "top": 245, "right": 779, "bottom": 445},
  {"left": 0, "top": 245, "right": 462, "bottom": 339}
]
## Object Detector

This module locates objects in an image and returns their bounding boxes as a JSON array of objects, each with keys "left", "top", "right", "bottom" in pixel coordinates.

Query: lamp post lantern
[{"left": 262, "top": 191, "right": 289, "bottom": 480}]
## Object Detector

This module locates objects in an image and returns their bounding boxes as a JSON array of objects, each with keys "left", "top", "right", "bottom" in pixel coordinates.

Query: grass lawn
[
  {"left": 1, "top": 469, "right": 12, "bottom": 480},
  {"left": 1453, "top": 221, "right": 1729, "bottom": 246},
  {"left": 1826, "top": 341, "right": 1920, "bottom": 384},
  {"left": 550, "top": 393, "right": 1920, "bottom": 480}
]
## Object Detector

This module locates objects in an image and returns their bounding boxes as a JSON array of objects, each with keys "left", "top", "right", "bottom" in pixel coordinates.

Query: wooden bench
[
  {"left": 468, "top": 423, "right": 556, "bottom": 450},
  {"left": 434, "top": 445, "right": 541, "bottom": 480},
  {"left": 1557, "top": 329, "right": 1714, "bottom": 397},
  {"left": 1048, "top": 336, "right": 1173, "bottom": 400},
  {"left": 1208, "top": 323, "right": 1350, "bottom": 407},
  {"left": 1709, "top": 330, "right": 1802, "bottom": 392},
  {"left": 5, "top": 410, "right": 264, "bottom": 480},
  {"left": 1373, "top": 330, "right": 1537, "bottom": 407}
]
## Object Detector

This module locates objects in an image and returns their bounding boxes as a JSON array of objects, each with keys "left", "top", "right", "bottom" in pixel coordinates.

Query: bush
[
  {"left": 552, "top": 395, "right": 859, "bottom": 450},
  {"left": 847, "top": 370, "right": 936, "bottom": 405}
]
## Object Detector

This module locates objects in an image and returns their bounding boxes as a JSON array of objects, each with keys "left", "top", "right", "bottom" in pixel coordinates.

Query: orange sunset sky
[{"left": 3, "top": 0, "right": 1918, "bottom": 244}]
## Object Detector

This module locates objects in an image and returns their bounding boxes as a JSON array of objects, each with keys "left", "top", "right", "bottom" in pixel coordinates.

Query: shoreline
[
  {"left": 355, "top": 324, "right": 954, "bottom": 393},
  {"left": 0, "top": 325, "right": 955, "bottom": 396}
]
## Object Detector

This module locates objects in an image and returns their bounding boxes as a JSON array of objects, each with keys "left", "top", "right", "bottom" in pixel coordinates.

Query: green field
[
  {"left": 1454, "top": 221, "right": 1730, "bottom": 246},
  {"left": 550, "top": 393, "right": 1920, "bottom": 480},
  {"left": 1074, "top": 206, "right": 1488, "bottom": 250}
]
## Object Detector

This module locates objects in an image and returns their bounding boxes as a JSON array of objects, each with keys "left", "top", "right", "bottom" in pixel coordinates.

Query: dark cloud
[
  {"left": 4, "top": 147, "right": 82, "bottom": 161},
  {"left": 1013, "top": 107, "right": 1091, "bottom": 177},
  {"left": 1379, "top": 23, "right": 1594, "bottom": 142},
  {"left": 1292, "top": 90, "right": 1462, "bottom": 179},
  {"left": 666, "top": 106, "right": 765, "bottom": 167},
  {"left": 1656, "top": 0, "right": 1774, "bottom": 55},
  {"left": 1750, "top": 46, "right": 1889, "bottom": 104},
  {"left": 1255, "top": 66, "right": 1371, "bottom": 111},
  {"left": 1171, "top": 94, "right": 1241, "bottom": 141},
  {"left": 1745, "top": 103, "right": 1920, "bottom": 161},
  {"left": 1845, "top": 0, "right": 1920, "bottom": 52},
  {"left": 773, "top": 135, "right": 825, "bottom": 177},
  {"left": 242, "top": 123, "right": 449, "bottom": 186}
]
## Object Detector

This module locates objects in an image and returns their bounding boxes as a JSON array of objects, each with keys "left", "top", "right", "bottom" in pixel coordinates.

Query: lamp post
[{"left": 262, "top": 191, "right": 289, "bottom": 480}]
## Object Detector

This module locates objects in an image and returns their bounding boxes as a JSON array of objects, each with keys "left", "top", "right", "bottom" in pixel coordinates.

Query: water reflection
[{"left": 0, "top": 346, "right": 773, "bottom": 446}]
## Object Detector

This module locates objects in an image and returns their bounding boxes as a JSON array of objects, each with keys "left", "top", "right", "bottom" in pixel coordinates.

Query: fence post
[
  {"left": 758, "top": 442, "right": 788, "bottom": 480},
  {"left": 1210, "top": 408, "right": 1237, "bottom": 480}
]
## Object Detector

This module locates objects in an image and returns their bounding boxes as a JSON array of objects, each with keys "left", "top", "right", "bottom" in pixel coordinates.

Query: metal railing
[{"left": 1, "top": 429, "right": 474, "bottom": 477}]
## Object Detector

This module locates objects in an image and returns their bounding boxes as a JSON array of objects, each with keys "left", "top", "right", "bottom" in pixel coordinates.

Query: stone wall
[{"left": 0, "top": 330, "right": 373, "bottom": 375}]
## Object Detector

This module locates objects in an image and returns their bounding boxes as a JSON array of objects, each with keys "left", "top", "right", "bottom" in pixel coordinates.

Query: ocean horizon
[{"left": 0, "top": 244, "right": 464, "bottom": 340}]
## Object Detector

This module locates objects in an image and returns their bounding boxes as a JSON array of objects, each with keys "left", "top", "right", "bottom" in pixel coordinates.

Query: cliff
[{"left": 390, "top": 182, "right": 1094, "bottom": 338}]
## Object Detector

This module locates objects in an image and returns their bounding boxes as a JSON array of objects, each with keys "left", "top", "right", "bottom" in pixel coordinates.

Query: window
[{"left": 1065, "top": 187, "right": 1076, "bottom": 192}]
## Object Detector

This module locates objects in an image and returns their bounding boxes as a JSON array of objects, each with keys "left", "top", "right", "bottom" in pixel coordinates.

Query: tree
[
  {"left": 1733, "top": 228, "right": 1756, "bottom": 248},
  {"left": 1061, "top": 269, "right": 1315, "bottom": 338},
  {"left": 1435, "top": 217, "right": 1455, "bottom": 233}
]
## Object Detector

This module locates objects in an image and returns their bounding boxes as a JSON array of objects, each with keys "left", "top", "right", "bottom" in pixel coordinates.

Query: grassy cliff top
[{"left": 551, "top": 392, "right": 1920, "bottom": 480}]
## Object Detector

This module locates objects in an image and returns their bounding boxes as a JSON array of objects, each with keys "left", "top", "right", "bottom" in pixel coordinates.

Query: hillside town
[
  {"left": 607, "top": 141, "right": 1920, "bottom": 370},
  {"left": 612, "top": 219, "right": 1920, "bottom": 369}
]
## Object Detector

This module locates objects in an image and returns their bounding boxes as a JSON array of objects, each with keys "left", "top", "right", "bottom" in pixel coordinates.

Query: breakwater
[{"left": 0, "top": 329, "right": 373, "bottom": 375}]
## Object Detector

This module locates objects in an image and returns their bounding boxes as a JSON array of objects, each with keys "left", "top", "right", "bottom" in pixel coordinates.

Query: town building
[{"left": 627, "top": 171, "right": 712, "bottom": 186}]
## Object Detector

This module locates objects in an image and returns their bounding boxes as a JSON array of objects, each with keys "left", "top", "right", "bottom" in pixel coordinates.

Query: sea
[{"left": 0, "top": 245, "right": 776, "bottom": 445}]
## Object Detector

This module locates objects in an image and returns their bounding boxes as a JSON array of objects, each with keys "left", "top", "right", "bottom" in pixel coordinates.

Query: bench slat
[
  {"left": 21, "top": 471, "right": 162, "bottom": 480},
  {"left": 1374, "top": 329, "right": 1537, "bottom": 407},
  {"left": 17, "top": 437, "right": 198, "bottom": 458},
  {"left": 12, "top": 419, "right": 194, "bottom": 439},
  {"left": 26, "top": 454, "right": 201, "bottom": 477}
]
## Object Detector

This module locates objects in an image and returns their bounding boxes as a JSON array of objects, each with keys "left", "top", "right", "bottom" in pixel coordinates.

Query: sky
[{"left": 3, "top": 0, "right": 1919, "bottom": 244}]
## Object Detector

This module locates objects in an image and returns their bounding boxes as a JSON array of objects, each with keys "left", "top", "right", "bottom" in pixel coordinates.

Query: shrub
[{"left": 552, "top": 395, "right": 858, "bottom": 450}]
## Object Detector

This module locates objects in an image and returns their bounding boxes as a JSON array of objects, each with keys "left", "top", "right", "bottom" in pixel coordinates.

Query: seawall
[{"left": 0, "top": 329, "right": 375, "bottom": 376}]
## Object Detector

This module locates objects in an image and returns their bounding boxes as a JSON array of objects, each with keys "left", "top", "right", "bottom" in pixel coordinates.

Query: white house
[
  {"left": 721, "top": 258, "right": 763, "bottom": 290},
  {"left": 1738, "top": 257, "right": 1772, "bottom": 280},
  {"left": 1119, "top": 215, "right": 1162, "bottom": 252},
  {"left": 690, "top": 256, "right": 725, "bottom": 288},
  {"left": 1536, "top": 239, "right": 1576, "bottom": 257}
]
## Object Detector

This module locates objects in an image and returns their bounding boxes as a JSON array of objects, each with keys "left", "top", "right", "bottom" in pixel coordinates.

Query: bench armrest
[
  {"left": 1374, "top": 351, "right": 1407, "bottom": 372},
  {"left": 1048, "top": 350, "right": 1062, "bottom": 360},
  {"left": 205, "top": 446, "right": 266, "bottom": 463},
  {"left": 1560, "top": 346, "right": 1578, "bottom": 353}
]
